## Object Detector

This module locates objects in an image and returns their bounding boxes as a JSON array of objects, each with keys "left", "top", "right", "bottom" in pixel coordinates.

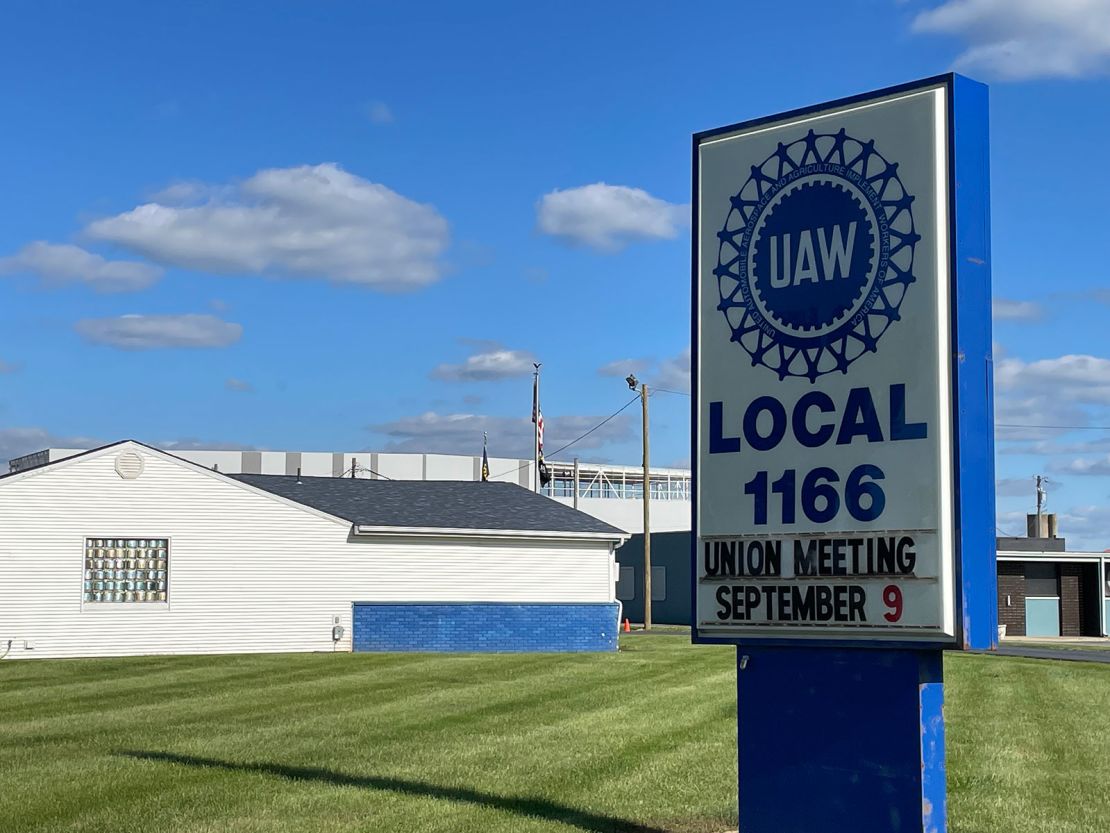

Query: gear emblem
[{"left": 714, "top": 129, "right": 919, "bottom": 382}]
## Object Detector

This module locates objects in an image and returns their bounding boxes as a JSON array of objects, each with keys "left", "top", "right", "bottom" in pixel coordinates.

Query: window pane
[
  {"left": 651, "top": 566, "right": 666, "bottom": 601},
  {"left": 616, "top": 565, "right": 635, "bottom": 601}
]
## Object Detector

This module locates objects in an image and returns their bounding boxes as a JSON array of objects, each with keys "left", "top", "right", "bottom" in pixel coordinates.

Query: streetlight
[{"left": 625, "top": 373, "right": 651, "bottom": 630}]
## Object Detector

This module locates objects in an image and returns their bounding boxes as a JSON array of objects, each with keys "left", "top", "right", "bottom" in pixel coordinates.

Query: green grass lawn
[{"left": 2, "top": 636, "right": 1109, "bottom": 833}]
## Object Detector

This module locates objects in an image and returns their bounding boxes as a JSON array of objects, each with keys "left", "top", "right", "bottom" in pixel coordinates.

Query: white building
[
  {"left": 0, "top": 441, "right": 627, "bottom": 660},
  {"left": 9, "top": 447, "right": 693, "bottom": 534}
]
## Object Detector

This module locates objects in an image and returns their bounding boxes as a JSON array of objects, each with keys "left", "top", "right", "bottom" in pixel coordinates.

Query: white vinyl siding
[{"left": 0, "top": 444, "right": 617, "bottom": 660}]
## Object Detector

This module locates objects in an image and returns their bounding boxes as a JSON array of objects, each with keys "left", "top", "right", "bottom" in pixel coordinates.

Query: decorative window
[{"left": 83, "top": 538, "right": 168, "bottom": 604}]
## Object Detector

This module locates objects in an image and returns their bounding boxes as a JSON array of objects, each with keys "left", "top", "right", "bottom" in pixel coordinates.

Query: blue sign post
[{"left": 692, "top": 75, "right": 995, "bottom": 833}]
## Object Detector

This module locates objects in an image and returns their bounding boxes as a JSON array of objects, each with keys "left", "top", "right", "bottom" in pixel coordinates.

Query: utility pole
[
  {"left": 641, "top": 382, "right": 651, "bottom": 631},
  {"left": 1035, "top": 474, "right": 1046, "bottom": 537},
  {"left": 625, "top": 372, "right": 653, "bottom": 630}
]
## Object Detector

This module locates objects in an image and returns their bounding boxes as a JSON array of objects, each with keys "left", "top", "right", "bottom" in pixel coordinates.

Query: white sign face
[{"left": 695, "top": 83, "right": 956, "bottom": 642}]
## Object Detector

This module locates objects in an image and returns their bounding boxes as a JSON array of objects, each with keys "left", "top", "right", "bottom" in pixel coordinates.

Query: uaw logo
[{"left": 714, "top": 129, "right": 920, "bottom": 382}]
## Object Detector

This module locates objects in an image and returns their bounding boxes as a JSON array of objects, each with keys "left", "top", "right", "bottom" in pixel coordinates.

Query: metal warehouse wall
[
  {"left": 0, "top": 446, "right": 617, "bottom": 660},
  {"left": 550, "top": 497, "right": 691, "bottom": 535},
  {"left": 615, "top": 531, "right": 692, "bottom": 626}
]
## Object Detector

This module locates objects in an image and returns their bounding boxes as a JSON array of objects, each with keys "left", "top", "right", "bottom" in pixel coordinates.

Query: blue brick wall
[{"left": 351, "top": 602, "right": 619, "bottom": 653}]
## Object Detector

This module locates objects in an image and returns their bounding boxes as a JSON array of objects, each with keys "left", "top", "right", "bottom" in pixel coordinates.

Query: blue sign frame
[{"left": 690, "top": 73, "right": 996, "bottom": 652}]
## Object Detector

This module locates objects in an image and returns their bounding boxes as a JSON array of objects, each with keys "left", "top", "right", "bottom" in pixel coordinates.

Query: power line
[
  {"left": 338, "top": 462, "right": 392, "bottom": 480},
  {"left": 652, "top": 387, "right": 691, "bottom": 397},
  {"left": 488, "top": 394, "right": 641, "bottom": 480},
  {"left": 996, "top": 423, "right": 1110, "bottom": 431},
  {"left": 483, "top": 406, "right": 1109, "bottom": 482},
  {"left": 546, "top": 394, "right": 641, "bottom": 459}
]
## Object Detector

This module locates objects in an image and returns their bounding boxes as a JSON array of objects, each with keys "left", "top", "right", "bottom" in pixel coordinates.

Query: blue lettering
[
  {"left": 709, "top": 383, "right": 921, "bottom": 454},
  {"left": 890, "top": 384, "right": 928, "bottom": 441},
  {"left": 709, "top": 401, "right": 741, "bottom": 454},
  {"left": 836, "top": 387, "right": 883, "bottom": 445},
  {"left": 744, "top": 396, "right": 787, "bottom": 452},
  {"left": 792, "top": 391, "right": 835, "bottom": 448}
]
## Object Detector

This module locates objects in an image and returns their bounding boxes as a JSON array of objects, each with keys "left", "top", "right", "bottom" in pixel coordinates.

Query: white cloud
[
  {"left": 366, "top": 101, "right": 394, "bottom": 124},
  {"left": 598, "top": 358, "right": 653, "bottom": 379},
  {"left": 1053, "top": 505, "right": 1110, "bottom": 550},
  {"left": 370, "top": 411, "right": 634, "bottom": 459},
  {"left": 596, "top": 348, "right": 691, "bottom": 393},
  {"left": 147, "top": 180, "right": 221, "bottom": 205},
  {"left": 537, "top": 183, "right": 687, "bottom": 252},
  {"left": 431, "top": 343, "right": 538, "bottom": 382},
  {"left": 913, "top": 0, "right": 1110, "bottom": 80},
  {"left": 996, "top": 476, "right": 1034, "bottom": 497},
  {"left": 75, "top": 314, "right": 242, "bottom": 350},
  {"left": 85, "top": 163, "right": 450, "bottom": 289},
  {"left": 225, "top": 378, "right": 253, "bottom": 393},
  {"left": 993, "top": 353, "right": 1110, "bottom": 447},
  {"left": 1053, "top": 455, "right": 1110, "bottom": 476},
  {"left": 996, "top": 354, "right": 1110, "bottom": 405},
  {"left": 1000, "top": 434, "right": 1110, "bottom": 457},
  {"left": 654, "top": 347, "right": 692, "bottom": 394},
  {"left": 992, "top": 298, "right": 1043, "bottom": 321},
  {"left": 0, "top": 242, "right": 162, "bottom": 292},
  {"left": 996, "top": 509, "right": 1032, "bottom": 538}
]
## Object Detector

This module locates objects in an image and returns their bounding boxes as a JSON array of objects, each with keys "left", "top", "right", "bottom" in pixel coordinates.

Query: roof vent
[{"left": 114, "top": 450, "right": 145, "bottom": 480}]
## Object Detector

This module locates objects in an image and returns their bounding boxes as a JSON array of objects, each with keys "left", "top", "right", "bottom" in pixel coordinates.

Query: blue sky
[{"left": 3, "top": 1, "right": 1110, "bottom": 545}]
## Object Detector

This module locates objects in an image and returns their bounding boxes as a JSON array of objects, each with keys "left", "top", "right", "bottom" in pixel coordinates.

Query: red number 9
[{"left": 883, "top": 585, "right": 903, "bottom": 623}]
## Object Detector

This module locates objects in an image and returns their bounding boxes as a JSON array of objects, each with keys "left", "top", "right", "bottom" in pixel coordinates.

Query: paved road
[{"left": 990, "top": 645, "right": 1110, "bottom": 664}]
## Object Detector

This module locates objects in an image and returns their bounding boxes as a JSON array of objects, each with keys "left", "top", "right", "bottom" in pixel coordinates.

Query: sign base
[{"left": 736, "top": 647, "right": 945, "bottom": 833}]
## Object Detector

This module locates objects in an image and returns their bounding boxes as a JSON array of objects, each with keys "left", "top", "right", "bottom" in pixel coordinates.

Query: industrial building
[
  {"left": 13, "top": 442, "right": 1094, "bottom": 642},
  {"left": 0, "top": 441, "right": 626, "bottom": 660},
  {"left": 8, "top": 446, "right": 693, "bottom": 535},
  {"left": 614, "top": 531, "right": 691, "bottom": 625}
]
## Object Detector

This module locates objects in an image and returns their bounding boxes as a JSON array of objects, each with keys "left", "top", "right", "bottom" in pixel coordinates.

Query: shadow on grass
[{"left": 117, "top": 750, "right": 669, "bottom": 833}]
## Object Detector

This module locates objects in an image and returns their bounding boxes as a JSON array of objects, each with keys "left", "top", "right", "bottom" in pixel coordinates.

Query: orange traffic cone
[{"left": 623, "top": 618, "right": 631, "bottom": 633}]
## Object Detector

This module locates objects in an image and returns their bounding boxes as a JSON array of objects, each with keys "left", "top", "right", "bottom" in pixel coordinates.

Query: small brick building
[{"left": 996, "top": 523, "right": 1107, "bottom": 638}]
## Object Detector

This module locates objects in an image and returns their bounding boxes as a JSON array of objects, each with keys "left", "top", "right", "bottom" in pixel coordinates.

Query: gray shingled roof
[{"left": 231, "top": 474, "right": 626, "bottom": 536}]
